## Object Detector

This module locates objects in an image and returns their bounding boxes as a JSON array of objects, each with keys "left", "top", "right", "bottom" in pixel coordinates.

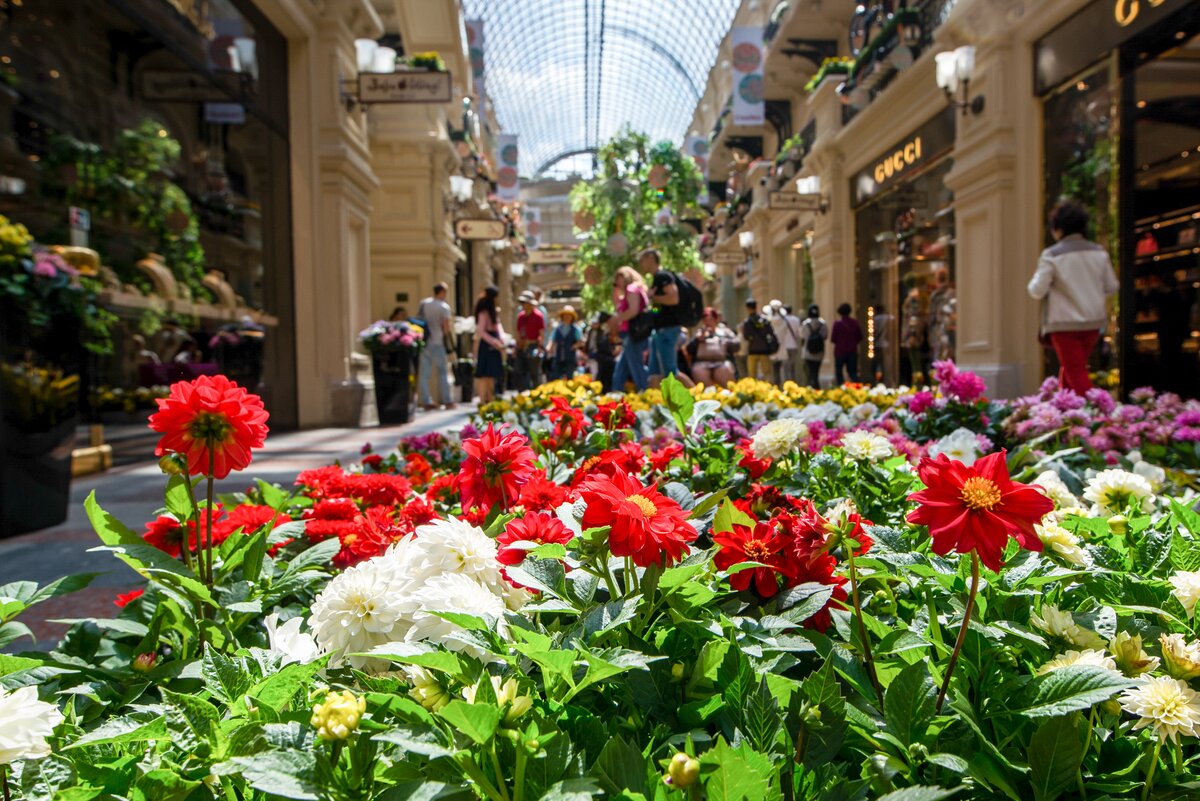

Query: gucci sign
[
  {"left": 1114, "top": 0, "right": 1168, "bottom": 27},
  {"left": 873, "top": 137, "right": 923, "bottom": 184}
]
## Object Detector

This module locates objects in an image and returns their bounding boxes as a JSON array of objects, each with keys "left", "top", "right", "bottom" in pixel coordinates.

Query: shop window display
[{"left": 855, "top": 159, "right": 956, "bottom": 386}]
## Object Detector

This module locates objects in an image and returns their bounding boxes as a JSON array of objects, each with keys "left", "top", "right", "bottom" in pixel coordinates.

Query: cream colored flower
[
  {"left": 1083, "top": 469, "right": 1154, "bottom": 515},
  {"left": 1036, "top": 649, "right": 1119, "bottom": 676},
  {"left": 1109, "top": 632, "right": 1160, "bottom": 677},
  {"left": 1160, "top": 633, "right": 1200, "bottom": 681},
  {"left": 1132, "top": 459, "right": 1166, "bottom": 491},
  {"left": 1034, "top": 470, "right": 1080, "bottom": 510},
  {"left": 1035, "top": 520, "right": 1090, "bottom": 568},
  {"left": 1170, "top": 571, "right": 1200, "bottom": 618},
  {"left": 0, "top": 686, "right": 64, "bottom": 764},
  {"left": 749, "top": 418, "right": 809, "bottom": 460},
  {"left": 405, "top": 573, "right": 513, "bottom": 661},
  {"left": 309, "top": 558, "right": 416, "bottom": 670},
  {"left": 1030, "top": 605, "right": 1106, "bottom": 650},
  {"left": 1120, "top": 676, "right": 1200, "bottom": 743},
  {"left": 463, "top": 675, "right": 532, "bottom": 724},
  {"left": 406, "top": 666, "right": 451, "bottom": 712},
  {"left": 841, "top": 431, "right": 894, "bottom": 462},
  {"left": 926, "top": 427, "right": 981, "bottom": 466},
  {"left": 264, "top": 613, "right": 323, "bottom": 666},
  {"left": 311, "top": 690, "right": 365, "bottom": 741}
]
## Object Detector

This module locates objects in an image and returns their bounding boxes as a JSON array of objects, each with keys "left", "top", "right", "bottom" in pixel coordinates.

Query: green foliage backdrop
[{"left": 570, "top": 130, "right": 704, "bottom": 313}]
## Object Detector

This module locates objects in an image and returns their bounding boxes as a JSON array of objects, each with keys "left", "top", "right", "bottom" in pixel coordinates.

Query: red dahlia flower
[
  {"left": 361, "top": 453, "right": 384, "bottom": 471},
  {"left": 143, "top": 514, "right": 185, "bottom": 557},
  {"left": 543, "top": 397, "right": 588, "bottom": 441},
  {"left": 114, "top": 588, "right": 144, "bottom": 608},
  {"left": 737, "top": 439, "right": 771, "bottom": 480},
  {"left": 519, "top": 471, "right": 570, "bottom": 512},
  {"left": 295, "top": 466, "right": 349, "bottom": 499},
  {"left": 593, "top": 400, "right": 637, "bottom": 431},
  {"left": 906, "top": 451, "right": 1053, "bottom": 572},
  {"left": 224, "top": 503, "right": 289, "bottom": 536},
  {"left": 457, "top": 424, "right": 537, "bottom": 511},
  {"left": 149, "top": 375, "right": 269, "bottom": 480},
  {"left": 649, "top": 443, "right": 685, "bottom": 473},
  {"left": 714, "top": 522, "right": 794, "bottom": 598},
  {"left": 405, "top": 453, "right": 434, "bottom": 488},
  {"left": 497, "top": 511, "right": 575, "bottom": 566},
  {"left": 578, "top": 469, "right": 696, "bottom": 567}
]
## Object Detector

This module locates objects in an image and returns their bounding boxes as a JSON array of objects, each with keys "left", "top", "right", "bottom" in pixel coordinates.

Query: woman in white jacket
[{"left": 1027, "top": 201, "right": 1118, "bottom": 393}]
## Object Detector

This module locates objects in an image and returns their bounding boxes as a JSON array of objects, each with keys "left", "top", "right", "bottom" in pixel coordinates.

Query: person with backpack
[
  {"left": 546, "top": 305, "right": 582, "bottom": 381},
  {"left": 741, "top": 298, "right": 779, "bottom": 383},
  {"left": 830, "top": 302, "right": 864, "bottom": 384},
  {"left": 798, "top": 304, "right": 827, "bottom": 389},
  {"left": 768, "top": 299, "right": 800, "bottom": 385},
  {"left": 643, "top": 248, "right": 702, "bottom": 387},
  {"left": 416, "top": 282, "right": 454, "bottom": 410}
]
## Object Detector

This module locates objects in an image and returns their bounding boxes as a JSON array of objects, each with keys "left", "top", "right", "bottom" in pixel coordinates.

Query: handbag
[{"left": 628, "top": 310, "right": 654, "bottom": 341}]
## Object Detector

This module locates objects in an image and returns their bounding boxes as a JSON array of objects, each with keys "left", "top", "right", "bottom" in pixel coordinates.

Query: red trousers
[{"left": 1050, "top": 330, "right": 1099, "bottom": 393}]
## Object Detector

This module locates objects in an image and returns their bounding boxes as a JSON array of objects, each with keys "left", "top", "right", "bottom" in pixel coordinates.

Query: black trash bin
[
  {"left": 372, "top": 350, "right": 413, "bottom": 425},
  {"left": 454, "top": 359, "right": 474, "bottom": 403}
]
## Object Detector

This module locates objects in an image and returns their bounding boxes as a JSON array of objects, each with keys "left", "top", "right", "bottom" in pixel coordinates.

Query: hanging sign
[
  {"left": 465, "top": 19, "right": 486, "bottom": 97},
  {"left": 524, "top": 206, "right": 542, "bottom": 249},
  {"left": 685, "top": 135, "right": 710, "bottom": 205},
  {"left": 455, "top": 219, "right": 507, "bottom": 240},
  {"left": 529, "top": 249, "right": 576, "bottom": 265},
  {"left": 713, "top": 251, "right": 745, "bottom": 265},
  {"left": 496, "top": 134, "right": 520, "bottom": 201},
  {"left": 358, "top": 71, "right": 452, "bottom": 104},
  {"left": 769, "top": 192, "right": 824, "bottom": 211},
  {"left": 731, "top": 27, "right": 765, "bottom": 126}
]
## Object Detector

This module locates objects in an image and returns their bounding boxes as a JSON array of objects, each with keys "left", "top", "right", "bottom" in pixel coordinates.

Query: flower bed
[{"left": 2, "top": 369, "right": 1200, "bottom": 800}]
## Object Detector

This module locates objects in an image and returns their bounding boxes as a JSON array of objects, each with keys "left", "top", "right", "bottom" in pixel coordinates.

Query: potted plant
[
  {"left": 360, "top": 319, "right": 424, "bottom": 425},
  {"left": 404, "top": 51, "right": 447, "bottom": 72},
  {"left": 0, "top": 214, "right": 115, "bottom": 534}
]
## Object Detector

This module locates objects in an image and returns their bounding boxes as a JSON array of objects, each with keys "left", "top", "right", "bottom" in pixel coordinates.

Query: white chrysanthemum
[
  {"left": 750, "top": 418, "right": 809, "bottom": 460},
  {"left": 926, "top": 427, "right": 981, "bottom": 466},
  {"left": 841, "top": 431, "right": 894, "bottom": 462},
  {"left": 1034, "top": 470, "right": 1080, "bottom": 510},
  {"left": 1036, "top": 649, "right": 1119, "bottom": 676},
  {"left": 404, "top": 517, "right": 500, "bottom": 579},
  {"left": 264, "top": 612, "right": 323, "bottom": 665},
  {"left": 405, "top": 573, "right": 512, "bottom": 660},
  {"left": 795, "top": 402, "right": 844, "bottom": 426},
  {"left": 848, "top": 402, "right": 879, "bottom": 422},
  {"left": 1120, "top": 676, "right": 1200, "bottom": 743},
  {"left": 310, "top": 559, "right": 417, "bottom": 669},
  {"left": 1030, "top": 604, "right": 1106, "bottom": 650},
  {"left": 0, "top": 686, "right": 64, "bottom": 764},
  {"left": 1171, "top": 571, "right": 1200, "bottom": 618},
  {"left": 1083, "top": 469, "right": 1154, "bottom": 515},
  {"left": 1132, "top": 460, "right": 1167, "bottom": 491},
  {"left": 1036, "top": 520, "right": 1090, "bottom": 568}
]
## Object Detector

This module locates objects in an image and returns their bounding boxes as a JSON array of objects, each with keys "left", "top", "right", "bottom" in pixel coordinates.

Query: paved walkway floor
[{"left": 0, "top": 406, "right": 473, "bottom": 645}]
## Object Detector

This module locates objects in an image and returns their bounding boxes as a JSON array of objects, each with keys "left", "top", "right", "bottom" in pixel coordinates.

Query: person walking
[
  {"left": 871, "top": 304, "right": 896, "bottom": 385},
  {"left": 416, "top": 282, "right": 454, "bottom": 410},
  {"left": 472, "top": 286, "right": 505, "bottom": 405},
  {"left": 546, "top": 306, "right": 582, "bottom": 381},
  {"left": 798, "top": 304, "right": 827, "bottom": 389},
  {"left": 741, "top": 299, "right": 778, "bottom": 383},
  {"left": 831, "top": 302, "right": 863, "bottom": 384},
  {"left": 514, "top": 290, "right": 546, "bottom": 391},
  {"left": 585, "top": 311, "right": 617, "bottom": 392},
  {"left": 1027, "top": 200, "right": 1118, "bottom": 393},
  {"left": 643, "top": 248, "right": 690, "bottom": 387},
  {"left": 609, "top": 266, "right": 652, "bottom": 392},
  {"left": 768, "top": 299, "right": 799, "bottom": 385}
]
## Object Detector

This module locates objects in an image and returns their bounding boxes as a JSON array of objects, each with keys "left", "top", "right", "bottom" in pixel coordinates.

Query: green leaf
[
  {"left": 0, "top": 654, "right": 48, "bottom": 677},
  {"left": 226, "top": 750, "right": 320, "bottom": 800},
  {"left": 257, "top": 478, "right": 290, "bottom": 510},
  {"left": 248, "top": 657, "right": 330, "bottom": 713},
  {"left": 28, "top": 573, "right": 100, "bottom": 607},
  {"left": 875, "top": 788, "right": 962, "bottom": 801},
  {"left": 660, "top": 373, "right": 694, "bottom": 436},
  {"left": 742, "top": 675, "right": 782, "bottom": 753},
  {"left": 774, "top": 583, "right": 835, "bottom": 625},
  {"left": 162, "top": 688, "right": 220, "bottom": 759},
  {"left": 590, "top": 735, "right": 648, "bottom": 797},
  {"left": 364, "top": 645, "right": 468, "bottom": 681},
  {"left": 1028, "top": 715, "right": 1084, "bottom": 801},
  {"left": 798, "top": 660, "right": 846, "bottom": 768},
  {"left": 698, "top": 738, "right": 770, "bottom": 801},
  {"left": 1005, "top": 666, "right": 1133, "bottom": 718},
  {"left": 505, "top": 556, "right": 570, "bottom": 600},
  {"left": 538, "top": 778, "right": 603, "bottom": 801},
  {"left": 691, "top": 487, "right": 730, "bottom": 520},
  {"left": 884, "top": 661, "right": 937, "bottom": 748},
  {"left": 438, "top": 700, "right": 500, "bottom": 745},
  {"left": 717, "top": 641, "right": 756, "bottom": 713},
  {"left": 713, "top": 499, "right": 755, "bottom": 535},
  {"left": 202, "top": 648, "right": 253, "bottom": 706},
  {"left": 579, "top": 596, "right": 642, "bottom": 641},
  {"left": 373, "top": 726, "right": 455, "bottom": 759},
  {"left": 164, "top": 474, "right": 196, "bottom": 523},
  {"left": 67, "top": 716, "right": 170, "bottom": 749},
  {"left": 129, "top": 769, "right": 201, "bottom": 801},
  {"left": 281, "top": 538, "right": 340, "bottom": 576}
]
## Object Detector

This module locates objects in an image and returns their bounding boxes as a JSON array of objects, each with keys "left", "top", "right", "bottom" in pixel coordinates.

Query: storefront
[
  {"left": 852, "top": 108, "right": 956, "bottom": 386},
  {"left": 1038, "top": 0, "right": 1200, "bottom": 395}
]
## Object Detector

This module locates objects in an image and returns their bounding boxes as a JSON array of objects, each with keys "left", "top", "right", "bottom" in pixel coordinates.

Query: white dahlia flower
[
  {"left": 1132, "top": 459, "right": 1167, "bottom": 491},
  {"left": 841, "top": 431, "right": 894, "bottom": 462},
  {"left": 1083, "top": 469, "right": 1154, "bottom": 515},
  {"left": 264, "top": 612, "right": 323, "bottom": 665},
  {"left": 1033, "top": 470, "right": 1080, "bottom": 510},
  {"left": 309, "top": 558, "right": 417, "bottom": 669},
  {"left": 750, "top": 418, "right": 809, "bottom": 460},
  {"left": 926, "top": 427, "right": 981, "bottom": 466},
  {"left": 405, "top": 573, "right": 513, "bottom": 660},
  {"left": 0, "top": 686, "right": 64, "bottom": 764},
  {"left": 1035, "top": 520, "right": 1090, "bottom": 568},
  {"left": 1120, "top": 676, "right": 1200, "bottom": 743},
  {"left": 1030, "top": 604, "right": 1106, "bottom": 650},
  {"left": 1036, "top": 649, "right": 1119, "bottom": 676},
  {"left": 1170, "top": 570, "right": 1200, "bottom": 618}
]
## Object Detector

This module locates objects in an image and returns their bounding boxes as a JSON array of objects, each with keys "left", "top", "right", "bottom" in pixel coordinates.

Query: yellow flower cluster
[
  {"left": 310, "top": 690, "right": 366, "bottom": 741},
  {"left": 0, "top": 214, "right": 32, "bottom": 263}
]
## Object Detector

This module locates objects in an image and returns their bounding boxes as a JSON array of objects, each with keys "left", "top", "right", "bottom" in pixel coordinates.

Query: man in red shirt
[
  {"left": 515, "top": 290, "right": 546, "bottom": 390},
  {"left": 830, "top": 302, "right": 863, "bottom": 385}
]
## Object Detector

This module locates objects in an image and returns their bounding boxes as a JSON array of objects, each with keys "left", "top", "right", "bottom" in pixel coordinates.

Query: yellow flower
[
  {"left": 1036, "top": 649, "right": 1119, "bottom": 676},
  {"left": 311, "top": 690, "right": 366, "bottom": 741}
]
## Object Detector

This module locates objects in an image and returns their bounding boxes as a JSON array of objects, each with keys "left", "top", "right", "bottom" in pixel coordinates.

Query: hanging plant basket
[
  {"left": 584, "top": 264, "right": 602, "bottom": 286},
  {"left": 573, "top": 210, "right": 595, "bottom": 232},
  {"left": 606, "top": 233, "right": 629, "bottom": 257},
  {"left": 648, "top": 164, "right": 670, "bottom": 189}
]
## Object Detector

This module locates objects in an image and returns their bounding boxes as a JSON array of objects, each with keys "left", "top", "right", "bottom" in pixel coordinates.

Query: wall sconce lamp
[
  {"left": 794, "top": 176, "right": 830, "bottom": 215},
  {"left": 510, "top": 262, "right": 526, "bottom": 278},
  {"left": 448, "top": 175, "right": 474, "bottom": 204},
  {"left": 738, "top": 230, "right": 759, "bottom": 260},
  {"left": 344, "top": 39, "right": 399, "bottom": 110},
  {"left": 935, "top": 46, "right": 984, "bottom": 116},
  {"left": 703, "top": 261, "right": 718, "bottom": 278}
]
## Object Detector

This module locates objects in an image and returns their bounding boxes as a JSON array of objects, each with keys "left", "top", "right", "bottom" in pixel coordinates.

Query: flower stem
[
  {"left": 1142, "top": 738, "right": 1164, "bottom": 801},
  {"left": 2, "top": 765, "right": 10, "bottom": 801},
  {"left": 205, "top": 449, "right": 216, "bottom": 591},
  {"left": 936, "top": 551, "right": 980, "bottom": 714},
  {"left": 489, "top": 744, "right": 511, "bottom": 801},
  {"left": 514, "top": 745, "right": 527, "bottom": 801},
  {"left": 846, "top": 546, "right": 884, "bottom": 712}
]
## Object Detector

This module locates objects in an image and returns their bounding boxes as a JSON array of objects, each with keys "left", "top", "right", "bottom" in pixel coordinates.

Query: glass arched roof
[{"left": 462, "top": 0, "right": 740, "bottom": 178}]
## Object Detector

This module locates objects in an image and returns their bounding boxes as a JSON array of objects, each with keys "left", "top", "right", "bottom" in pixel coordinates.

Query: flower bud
[
  {"left": 670, "top": 662, "right": 686, "bottom": 681},
  {"left": 311, "top": 690, "right": 366, "bottom": 741},
  {"left": 407, "top": 667, "right": 450, "bottom": 712},
  {"left": 1100, "top": 699, "right": 1122, "bottom": 716},
  {"left": 524, "top": 738, "right": 541, "bottom": 753},
  {"left": 132, "top": 652, "right": 157, "bottom": 673},
  {"left": 1160, "top": 633, "right": 1200, "bottom": 681},
  {"left": 1109, "top": 631, "right": 1160, "bottom": 677},
  {"left": 666, "top": 753, "right": 700, "bottom": 788},
  {"left": 158, "top": 454, "right": 186, "bottom": 475},
  {"left": 1107, "top": 515, "right": 1128, "bottom": 536}
]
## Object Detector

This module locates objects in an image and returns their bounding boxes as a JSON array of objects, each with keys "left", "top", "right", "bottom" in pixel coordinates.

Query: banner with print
[
  {"left": 496, "top": 134, "right": 520, "bottom": 200},
  {"left": 465, "top": 19, "right": 485, "bottom": 97},
  {"left": 685, "top": 135, "right": 710, "bottom": 204},
  {"left": 730, "top": 27, "right": 765, "bottom": 127},
  {"left": 523, "top": 206, "right": 542, "bottom": 250}
]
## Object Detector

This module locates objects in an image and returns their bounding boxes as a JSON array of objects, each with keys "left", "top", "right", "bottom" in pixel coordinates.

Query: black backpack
[
  {"left": 805, "top": 320, "right": 825, "bottom": 356},
  {"left": 747, "top": 316, "right": 780, "bottom": 355},
  {"left": 674, "top": 274, "right": 705, "bottom": 328}
]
